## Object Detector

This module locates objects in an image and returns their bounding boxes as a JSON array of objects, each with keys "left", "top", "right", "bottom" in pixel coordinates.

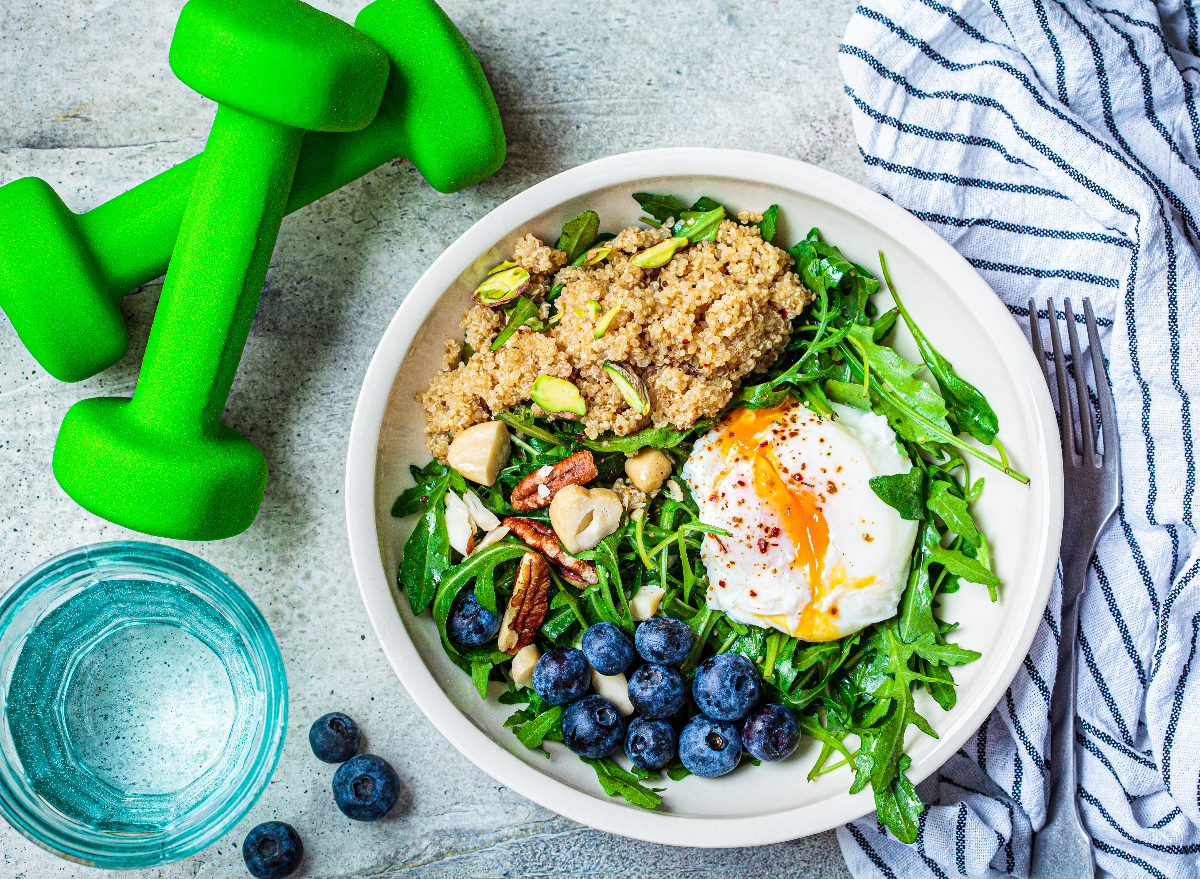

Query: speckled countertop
[{"left": 0, "top": 1, "right": 863, "bottom": 875}]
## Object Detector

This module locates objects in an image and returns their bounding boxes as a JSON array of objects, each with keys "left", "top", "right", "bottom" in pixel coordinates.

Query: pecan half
[
  {"left": 510, "top": 450, "right": 598, "bottom": 511},
  {"left": 503, "top": 516, "right": 599, "bottom": 585},
  {"left": 498, "top": 552, "right": 551, "bottom": 654}
]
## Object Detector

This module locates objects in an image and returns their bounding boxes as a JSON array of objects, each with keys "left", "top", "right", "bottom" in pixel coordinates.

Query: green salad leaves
[{"left": 390, "top": 194, "right": 1020, "bottom": 839}]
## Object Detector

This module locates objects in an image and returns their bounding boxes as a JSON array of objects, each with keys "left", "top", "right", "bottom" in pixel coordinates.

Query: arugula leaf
[
  {"left": 926, "top": 480, "right": 981, "bottom": 548},
  {"left": 432, "top": 539, "right": 530, "bottom": 663},
  {"left": 554, "top": 210, "right": 600, "bottom": 263},
  {"left": 398, "top": 469, "right": 453, "bottom": 615},
  {"left": 583, "top": 758, "right": 664, "bottom": 809},
  {"left": 391, "top": 484, "right": 433, "bottom": 518},
  {"left": 869, "top": 469, "right": 927, "bottom": 521},
  {"left": 755, "top": 204, "right": 779, "bottom": 243},
  {"left": 674, "top": 206, "right": 725, "bottom": 242},
  {"left": 515, "top": 705, "right": 564, "bottom": 750},
  {"left": 689, "top": 196, "right": 724, "bottom": 213},
  {"left": 846, "top": 324, "right": 952, "bottom": 445},
  {"left": 633, "top": 192, "right": 684, "bottom": 223},
  {"left": 573, "top": 422, "right": 703, "bottom": 453},
  {"left": 491, "top": 295, "right": 540, "bottom": 352},
  {"left": 898, "top": 522, "right": 940, "bottom": 643},
  {"left": 471, "top": 661, "right": 492, "bottom": 699},
  {"left": 928, "top": 546, "right": 999, "bottom": 589},
  {"left": 874, "top": 755, "right": 924, "bottom": 844},
  {"left": 879, "top": 252, "right": 998, "bottom": 444},
  {"left": 825, "top": 379, "right": 871, "bottom": 411},
  {"left": 871, "top": 306, "right": 899, "bottom": 342},
  {"left": 666, "top": 763, "right": 692, "bottom": 781},
  {"left": 911, "top": 633, "right": 982, "bottom": 666},
  {"left": 493, "top": 408, "right": 567, "bottom": 447}
]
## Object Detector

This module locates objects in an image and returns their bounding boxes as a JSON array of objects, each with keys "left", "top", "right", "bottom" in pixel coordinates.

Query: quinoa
[{"left": 417, "top": 221, "right": 813, "bottom": 461}]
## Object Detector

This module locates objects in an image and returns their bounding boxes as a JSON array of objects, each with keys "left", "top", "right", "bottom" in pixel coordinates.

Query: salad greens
[{"left": 392, "top": 193, "right": 1020, "bottom": 842}]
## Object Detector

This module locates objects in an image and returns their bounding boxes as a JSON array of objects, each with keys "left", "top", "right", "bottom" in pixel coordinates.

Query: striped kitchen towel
[{"left": 837, "top": 2, "right": 1200, "bottom": 877}]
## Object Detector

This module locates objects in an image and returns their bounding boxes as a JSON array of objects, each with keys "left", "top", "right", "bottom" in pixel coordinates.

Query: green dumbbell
[
  {"left": 51, "top": 0, "right": 389, "bottom": 540},
  {"left": 0, "top": 0, "right": 504, "bottom": 382}
]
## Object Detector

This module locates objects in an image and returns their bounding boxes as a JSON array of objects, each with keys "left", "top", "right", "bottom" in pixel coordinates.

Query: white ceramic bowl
[{"left": 345, "top": 148, "right": 1063, "bottom": 847}]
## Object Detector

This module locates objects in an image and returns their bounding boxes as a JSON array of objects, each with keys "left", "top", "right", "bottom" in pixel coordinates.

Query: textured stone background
[{"left": 0, "top": 1, "right": 864, "bottom": 875}]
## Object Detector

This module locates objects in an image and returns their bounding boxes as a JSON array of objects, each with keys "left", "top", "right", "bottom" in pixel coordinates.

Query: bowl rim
[{"left": 344, "top": 147, "right": 1063, "bottom": 847}]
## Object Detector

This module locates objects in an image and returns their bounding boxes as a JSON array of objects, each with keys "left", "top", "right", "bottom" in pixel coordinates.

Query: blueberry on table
[
  {"left": 626, "top": 662, "right": 686, "bottom": 718},
  {"left": 447, "top": 589, "right": 501, "bottom": 648},
  {"left": 532, "top": 647, "right": 590, "bottom": 705},
  {"left": 692, "top": 653, "right": 760, "bottom": 721},
  {"left": 309, "top": 712, "right": 361, "bottom": 764},
  {"left": 562, "top": 695, "right": 628, "bottom": 759},
  {"left": 625, "top": 716, "right": 678, "bottom": 771},
  {"left": 333, "top": 754, "right": 401, "bottom": 821},
  {"left": 741, "top": 703, "right": 800, "bottom": 762},
  {"left": 634, "top": 616, "right": 694, "bottom": 665},
  {"left": 242, "top": 821, "right": 303, "bottom": 879},
  {"left": 581, "top": 622, "right": 635, "bottom": 675},
  {"left": 678, "top": 715, "right": 742, "bottom": 778}
]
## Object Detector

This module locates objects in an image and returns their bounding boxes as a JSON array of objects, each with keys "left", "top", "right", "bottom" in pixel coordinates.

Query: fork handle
[{"left": 1030, "top": 564, "right": 1095, "bottom": 878}]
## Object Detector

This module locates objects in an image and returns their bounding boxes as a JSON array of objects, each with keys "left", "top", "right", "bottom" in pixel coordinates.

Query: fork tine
[
  {"left": 1064, "top": 298, "right": 1096, "bottom": 462},
  {"left": 1028, "top": 298, "right": 1050, "bottom": 388},
  {"left": 1046, "top": 299, "right": 1079, "bottom": 461},
  {"left": 1083, "top": 298, "right": 1118, "bottom": 466}
]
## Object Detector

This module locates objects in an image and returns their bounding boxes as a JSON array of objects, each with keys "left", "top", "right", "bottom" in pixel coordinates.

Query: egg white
[{"left": 681, "top": 399, "right": 918, "bottom": 641}]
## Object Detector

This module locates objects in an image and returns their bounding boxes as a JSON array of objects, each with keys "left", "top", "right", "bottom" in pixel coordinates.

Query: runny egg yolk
[
  {"left": 715, "top": 402, "right": 842, "bottom": 641},
  {"left": 683, "top": 396, "right": 918, "bottom": 643}
]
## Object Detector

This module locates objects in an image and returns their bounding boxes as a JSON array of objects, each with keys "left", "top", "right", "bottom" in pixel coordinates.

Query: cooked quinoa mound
[{"left": 418, "top": 217, "right": 814, "bottom": 461}]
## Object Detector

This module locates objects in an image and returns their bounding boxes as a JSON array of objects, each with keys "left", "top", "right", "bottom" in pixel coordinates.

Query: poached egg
[{"left": 681, "top": 397, "right": 918, "bottom": 641}]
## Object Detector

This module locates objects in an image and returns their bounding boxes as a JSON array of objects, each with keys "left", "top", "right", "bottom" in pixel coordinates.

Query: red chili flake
[
  {"left": 749, "top": 590, "right": 758, "bottom": 597},
  {"left": 757, "top": 538, "right": 768, "bottom": 553},
  {"left": 719, "top": 580, "right": 727, "bottom": 588},
  {"left": 709, "top": 494, "right": 719, "bottom": 503},
  {"left": 830, "top": 605, "right": 839, "bottom": 616},
  {"left": 863, "top": 533, "right": 874, "bottom": 542},
  {"left": 736, "top": 480, "right": 746, "bottom": 487},
  {"left": 827, "top": 481, "right": 838, "bottom": 494},
  {"left": 792, "top": 473, "right": 803, "bottom": 482},
  {"left": 769, "top": 526, "right": 781, "bottom": 538}
]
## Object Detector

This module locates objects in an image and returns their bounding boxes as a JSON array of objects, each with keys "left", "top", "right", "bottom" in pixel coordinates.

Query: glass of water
[{"left": 0, "top": 541, "right": 287, "bottom": 867}]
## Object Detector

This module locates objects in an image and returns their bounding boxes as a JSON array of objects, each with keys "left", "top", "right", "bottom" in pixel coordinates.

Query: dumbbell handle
[
  {"left": 76, "top": 113, "right": 407, "bottom": 298},
  {"left": 130, "top": 104, "right": 303, "bottom": 431}
]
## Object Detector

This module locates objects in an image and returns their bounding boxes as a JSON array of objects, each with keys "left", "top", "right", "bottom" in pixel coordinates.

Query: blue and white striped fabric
[{"left": 837, "top": 2, "right": 1200, "bottom": 877}]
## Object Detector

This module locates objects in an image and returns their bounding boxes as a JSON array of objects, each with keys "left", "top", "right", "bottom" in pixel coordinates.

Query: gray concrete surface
[{"left": 0, "top": 1, "right": 864, "bottom": 875}]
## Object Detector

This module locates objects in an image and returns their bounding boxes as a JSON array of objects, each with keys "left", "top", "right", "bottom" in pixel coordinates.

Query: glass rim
[{"left": 0, "top": 541, "right": 288, "bottom": 868}]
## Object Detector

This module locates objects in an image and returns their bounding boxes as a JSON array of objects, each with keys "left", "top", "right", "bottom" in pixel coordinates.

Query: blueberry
[
  {"left": 581, "top": 622, "right": 635, "bottom": 675},
  {"left": 242, "top": 821, "right": 302, "bottom": 879},
  {"left": 562, "top": 695, "right": 628, "bottom": 758},
  {"left": 447, "top": 589, "right": 501, "bottom": 648},
  {"left": 309, "top": 712, "right": 361, "bottom": 763},
  {"left": 532, "top": 647, "right": 590, "bottom": 705},
  {"left": 678, "top": 715, "right": 742, "bottom": 777},
  {"left": 692, "top": 653, "right": 760, "bottom": 721},
  {"left": 741, "top": 703, "right": 801, "bottom": 762},
  {"left": 333, "top": 754, "right": 401, "bottom": 821},
  {"left": 624, "top": 716, "right": 678, "bottom": 771},
  {"left": 626, "top": 662, "right": 686, "bottom": 718},
  {"left": 634, "top": 616, "right": 694, "bottom": 665}
]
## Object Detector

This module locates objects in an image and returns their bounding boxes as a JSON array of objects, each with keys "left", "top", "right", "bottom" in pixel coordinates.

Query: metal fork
[{"left": 1027, "top": 298, "right": 1121, "bottom": 878}]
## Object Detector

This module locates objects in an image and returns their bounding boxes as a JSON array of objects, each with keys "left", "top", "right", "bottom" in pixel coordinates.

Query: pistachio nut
[
  {"left": 593, "top": 305, "right": 624, "bottom": 340},
  {"left": 473, "top": 265, "right": 530, "bottom": 307},
  {"left": 581, "top": 242, "right": 614, "bottom": 265},
  {"left": 531, "top": 375, "right": 587, "bottom": 416},
  {"left": 631, "top": 236, "right": 688, "bottom": 268},
  {"left": 601, "top": 361, "right": 649, "bottom": 414}
]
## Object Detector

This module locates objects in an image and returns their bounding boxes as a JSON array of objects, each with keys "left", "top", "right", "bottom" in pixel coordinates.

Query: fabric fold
[{"left": 837, "top": 2, "right": 1200, "bottom": 877}]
